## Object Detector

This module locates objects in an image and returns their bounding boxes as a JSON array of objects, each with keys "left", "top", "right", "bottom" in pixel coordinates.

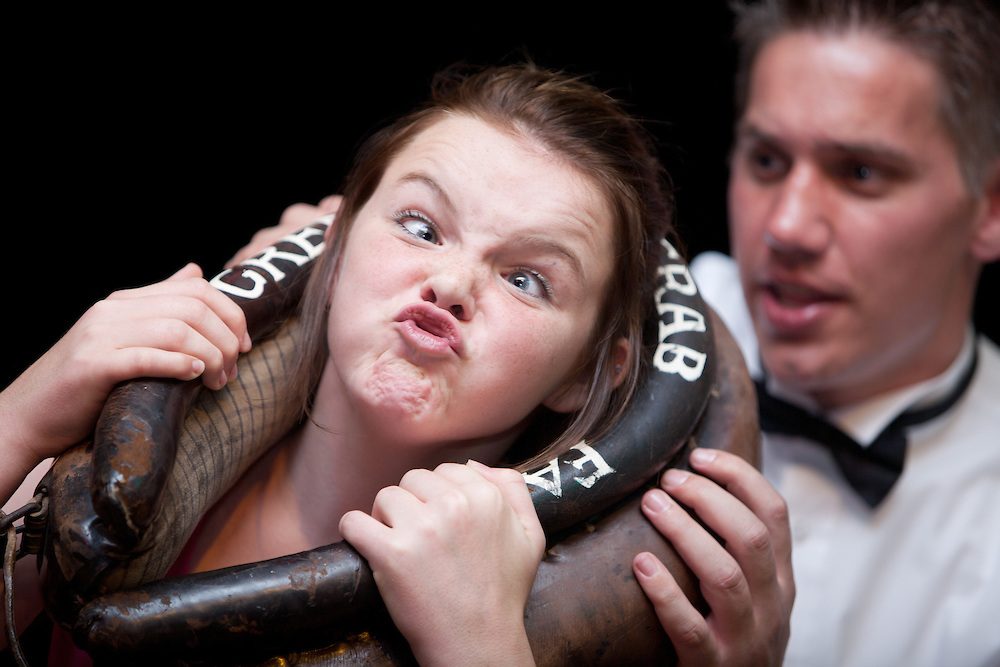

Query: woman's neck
[
  {"left": 293, "top": 366, "right": 522, "bottom": 525},
  {"left": 190, "top": 361, "right": 520, "bottom": 571}
]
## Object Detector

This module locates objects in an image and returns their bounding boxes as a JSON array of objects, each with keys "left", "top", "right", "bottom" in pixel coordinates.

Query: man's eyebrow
[
  {"left": 734, "top": 124, "right": 778, "bottom": 145},
  {"left": 396, "top": 172, "right": 456, "bottom": 214},
  {"left": 820, "top": 140, "right": 914, "bottom": 169},
  {"left": 737, "top": 124, "right": 913, "bottom": 166}
]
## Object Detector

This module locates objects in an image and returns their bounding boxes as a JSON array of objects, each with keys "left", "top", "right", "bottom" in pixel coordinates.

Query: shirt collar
[{"left": 764, "top": 329, "right": 976, "bottom": 447}]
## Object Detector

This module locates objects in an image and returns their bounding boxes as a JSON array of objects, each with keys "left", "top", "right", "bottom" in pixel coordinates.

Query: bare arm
[{"left": 2, "top": 263, "right": 251, "bottom": 647}]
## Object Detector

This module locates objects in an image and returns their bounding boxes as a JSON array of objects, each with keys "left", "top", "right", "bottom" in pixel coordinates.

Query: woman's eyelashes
[
  {"left": 394, "top": 209, "right": 440, "bottom": 244},
  {"left": 505, "top": 268, "right": 553, "bottom": 301}
]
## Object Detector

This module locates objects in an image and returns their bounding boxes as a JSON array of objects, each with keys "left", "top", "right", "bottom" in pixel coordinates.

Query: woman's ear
[
  {"left": 543, "top": 337, "right": 631, "bottom": 414},
  {"left": 609, "top": 337, "right": 631, "bottom": 389}
]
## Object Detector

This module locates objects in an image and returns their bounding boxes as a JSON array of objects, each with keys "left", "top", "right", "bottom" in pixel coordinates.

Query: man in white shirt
[{"left": 676, "top": 1, "right": 1000, "bottom": 665}]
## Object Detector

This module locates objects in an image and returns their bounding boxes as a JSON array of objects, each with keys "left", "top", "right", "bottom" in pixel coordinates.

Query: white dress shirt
[{"left": 692, "top": 252, "right": 1000, "bottom": 667}]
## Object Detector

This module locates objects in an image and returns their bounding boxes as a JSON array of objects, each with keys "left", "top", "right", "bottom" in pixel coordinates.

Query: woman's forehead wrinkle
[{"left": 395, "top": 172, "right": 456, "bottom": 214}]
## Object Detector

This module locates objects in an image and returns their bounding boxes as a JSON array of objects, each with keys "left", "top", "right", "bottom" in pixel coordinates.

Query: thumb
[
  {"left": 318, "top": 194, "right": 344, "bottom": 215},
  {"left": 167, "top": 262, "right": 204, "bottom": 281}
]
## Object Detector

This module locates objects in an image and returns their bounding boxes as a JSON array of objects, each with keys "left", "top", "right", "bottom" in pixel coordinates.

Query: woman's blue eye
[
  {"left": 394, "top": 210, "right": 440, "bottom": 244},
  {"left": 507, "top": 269, "right": 552, "bottom": 300}
]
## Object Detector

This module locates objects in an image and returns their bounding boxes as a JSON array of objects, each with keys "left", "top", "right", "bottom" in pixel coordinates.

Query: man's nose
[{"left": 764, "top": 164, "right": 833, "bottom": 260}]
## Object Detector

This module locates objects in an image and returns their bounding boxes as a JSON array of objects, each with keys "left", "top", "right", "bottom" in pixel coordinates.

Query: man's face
[{"left": 728, "top": 31, "right": 988, "bottom": 407}]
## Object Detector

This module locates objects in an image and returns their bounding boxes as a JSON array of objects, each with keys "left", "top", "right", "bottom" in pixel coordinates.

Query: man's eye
[
  {"left": 748, "top": 147, "right": 788, "bottom": 181},
  {"left": 835, "top": 161, "right": 891, "bottom": 197},
  {"left": 506, "top": 269, "right": 552, "bottom": 300},
  {"left": 849, "top": 163, "right": 876, "bottom": 181},
  {"left": 394, "top": 210, "right": 440, "bottom": 244}
]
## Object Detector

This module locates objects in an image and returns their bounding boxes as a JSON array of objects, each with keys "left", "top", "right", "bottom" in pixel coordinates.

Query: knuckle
[
  {"left": 205, "top": 345, "right": 224, "bottom": 369},
  {"left": 160, "top": 319, "right": 191, "bottom": 348},
  {"left": 218, "top": 331, "right": 241, "bottom": 361},
  {"left": 711, "top": 563, "right": 746, "bottom": 594},
  {"left": 181, "top": 297, "right": 213, "bottom": 325},
  {"left": 785, "top": 578, "right": 797, "bottom": 607},
  {"left": 372, "top": 485, "right": 400, "bottom": 509},
  {"left": 673, "top": 618, "right": 711, "bottom": 650},
  {"left": 72, "top": 316, "right": 105, "bottom": 346},
  {"left": 191, "top": 279, "right": 220, "bottom": 303},
  {"left": 640, "top": 573, "right": 679, "bottom": 606},
  {"left": 128, "top": 347, "right": 158, "bottom": 376},
  {"left": 766, "top": 496, "right": 791, "bottom": 527},
  {"left": 438, "top": 488, "right": 472, "bottom": 517},
  {"left": 433, "top": 462, "right": 464, "bottom": 475},
  {"left": 466, "top": 479, "right": 503, "bottom": 506},
  {"left": 743, "top": 522, "right": 772, "bottom": 555},
  {"left": 399, "top": 468, "right": 430, "bottom": 488},
  {"left": 88, "top": 298, "right": 115, "bottom": 317},
  {"left": 492, "top": 467, "right": 523, "bottom": 484},
  {"left": 279, "top": 203, "right": 314, "bottom": 226}
]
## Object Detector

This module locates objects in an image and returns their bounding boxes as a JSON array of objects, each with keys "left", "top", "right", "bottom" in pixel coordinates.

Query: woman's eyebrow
[
  {"left": 396, "top": 172, "right": 456, "bottom": 214},
  {"left": 517, "top": 234, "right": 584, "bottom": 279}
]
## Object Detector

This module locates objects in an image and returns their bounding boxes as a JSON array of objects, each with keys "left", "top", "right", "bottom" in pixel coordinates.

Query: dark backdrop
[{"left": 4, "top": 8, "right": 996, "bottom": 388}]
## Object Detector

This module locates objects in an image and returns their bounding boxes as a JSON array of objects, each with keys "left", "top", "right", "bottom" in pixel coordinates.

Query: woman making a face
[{"left": 2, "top": 64, "right": 789, "bottom": 665}]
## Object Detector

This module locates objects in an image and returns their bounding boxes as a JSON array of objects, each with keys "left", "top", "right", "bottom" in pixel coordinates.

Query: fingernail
[
  {"left": 643, "top": 489, "right": 672, "bottom": 513},
  {"left": 466, "top": 459, "right": 489, "bottom": 472},
  {"left": 229, "top": 364, "right": 239, "bottom": 381},
  {"left": 191, "top": 359, "right": 206, "bottom": 377},
  {"left": 663, "top": 469, "right": 689, "bottom": 488},
  {"left": 634, "top": 552, "right": 660, "bottom": 577},
  {"left": 690, "top": 448, "right": 716, "bottom": 465},
  {"left": 242, "top": 332, "right": 252, "bottom": 351},
  {"left": 218, "top": 369, "right": 228, "bottom": 387}
]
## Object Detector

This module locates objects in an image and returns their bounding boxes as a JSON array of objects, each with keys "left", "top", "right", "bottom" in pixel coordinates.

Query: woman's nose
[
  {"left": 420, "top": 261, "right": 477, "bottom": 321},
  {"left": 764, "top": 164, "right": 833, "bottom": 261}
]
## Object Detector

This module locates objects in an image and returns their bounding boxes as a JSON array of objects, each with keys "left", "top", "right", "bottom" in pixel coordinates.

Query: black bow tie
[{"left": 754, "top": 350, "right": 978, "bottom": 509}]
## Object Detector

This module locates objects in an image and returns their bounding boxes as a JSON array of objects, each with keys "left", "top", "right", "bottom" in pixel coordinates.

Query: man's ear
[
  {"left": 543, "top": 337, "right": 631, "bottom": 414},
  {"left": 971, "top": 159, "right": 1000, "bottom": 263}
]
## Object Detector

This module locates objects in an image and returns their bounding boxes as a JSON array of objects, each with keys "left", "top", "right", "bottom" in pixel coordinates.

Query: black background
[{"left": 4, "top": 8, "right": 996, "bottom": 388}]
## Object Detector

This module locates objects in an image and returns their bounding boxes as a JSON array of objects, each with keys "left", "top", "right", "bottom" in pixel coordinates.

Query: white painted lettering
[
  {"left": 209, "top": 217, "right": 331, "bottom": 300},
  {"left": 656, "top": 303, "right": 706, "bottom": 338},
  {"left": 653, "top": 342, "right": 707, "bottom": 381},
  {"left": 522, "top": 459, "right": 562, "bottom": 497},
  {"left": 658, "top": 263, "right": 698, "bottom": 296},
  {"left": 280, "top": 225, "right": 326, "bottom": 259},
  {"left": 659, "top": 237, "right": 681, "bottom": 260},
  {"left": 567, "top": 442, "right": 615, "bottom": 489},
  {"left": 522, "top": 441, "right": 616, "bottom": 497},
  {"left": 241, "top": 246, "right": 314, "bottom": 282},
  {"left": 210, "top": 268, "right": 267, "bottom": 299}
]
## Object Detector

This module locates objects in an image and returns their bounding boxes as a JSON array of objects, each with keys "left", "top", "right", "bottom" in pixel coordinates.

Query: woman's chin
[{"left": 362, "top": 356, "right": 438, "bottom": 419}]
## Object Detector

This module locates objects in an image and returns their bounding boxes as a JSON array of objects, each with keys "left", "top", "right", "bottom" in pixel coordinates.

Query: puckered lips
[
  {"left": 394, "top": 303, "right": 464, "bottom": 358},
  {"left": 756, "top": 273, "right": 846, "bottom": 336}
]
